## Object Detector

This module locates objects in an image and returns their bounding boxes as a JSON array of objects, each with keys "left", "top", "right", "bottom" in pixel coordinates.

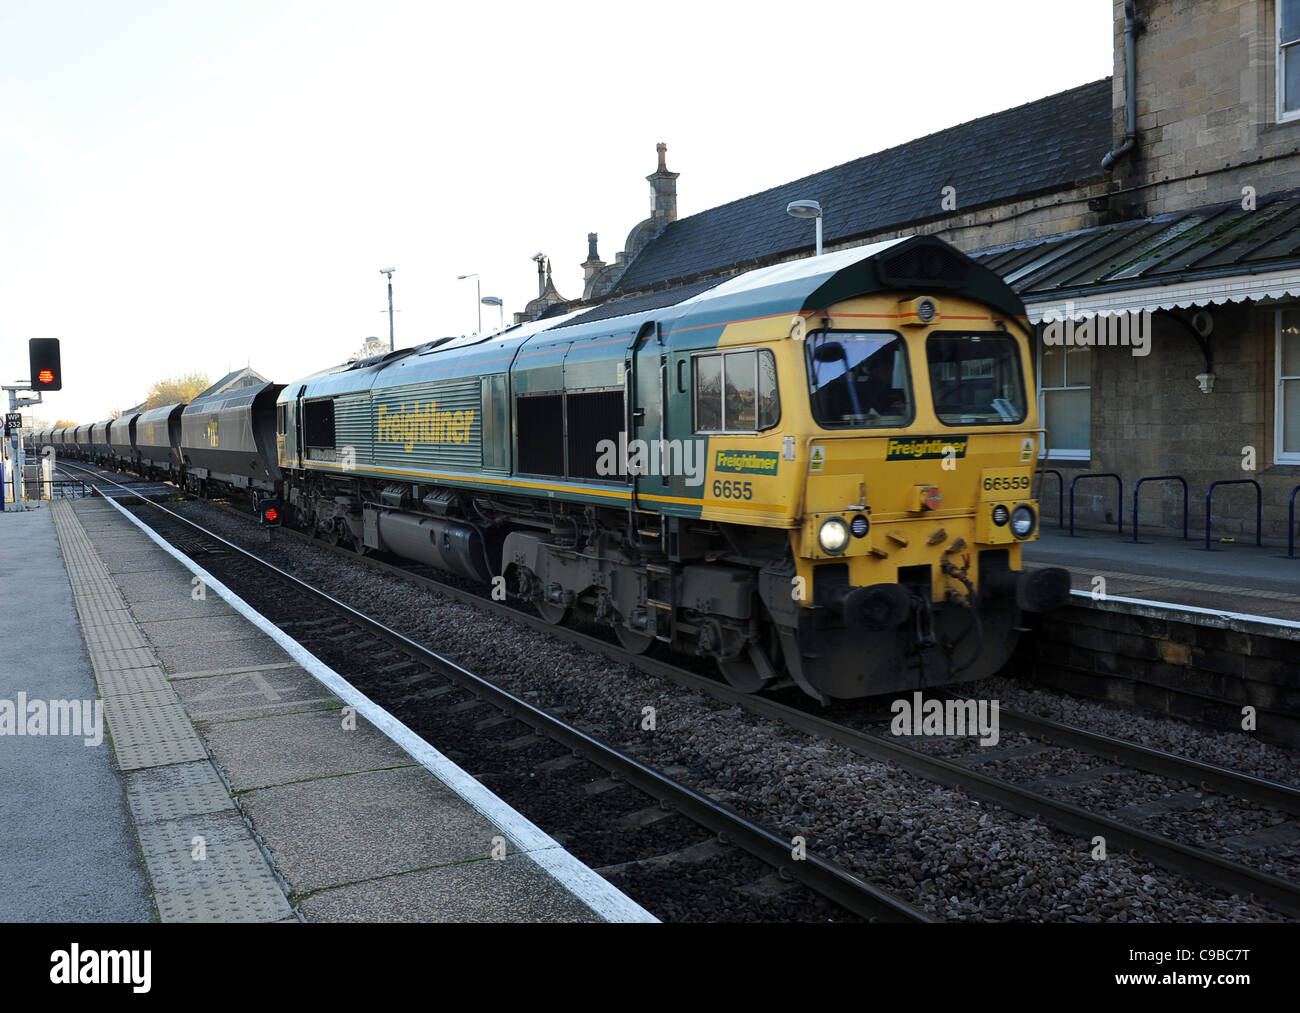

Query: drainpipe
[{"left": 1102, "top": 0, "right": 1140, "bottom": 170}]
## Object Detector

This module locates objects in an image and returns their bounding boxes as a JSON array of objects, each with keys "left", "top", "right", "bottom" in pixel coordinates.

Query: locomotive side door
[
  {"left": 293, "top": 385, "right": 307, "bottom": 466},
  {"left": 628, "top": 321, "right": 667, "bottom": 511}
]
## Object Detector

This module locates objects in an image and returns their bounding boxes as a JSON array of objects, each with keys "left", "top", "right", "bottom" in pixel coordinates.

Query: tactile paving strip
[
  {"left": 125, "top": 761, "right": 237, "bottom": 823},
  {"left": 50, "top": 501, "right": 295, "bottom": 923},
  {"left": 100, "top": 690, "right": 210, "bottom": 770},
  {"left": 97, "top": 664, "right": 173, "bottom": 698}
]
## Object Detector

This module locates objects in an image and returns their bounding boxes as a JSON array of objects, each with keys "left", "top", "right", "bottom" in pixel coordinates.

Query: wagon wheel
[
  {"left": 716, "top": 641, "right": 778, "bottom": 694},
  {"left": 615, "top": 626, "right": 655, "bottom": 655},
  {"left": 535, "top": 600, "right": 571, "bottom": 625}
]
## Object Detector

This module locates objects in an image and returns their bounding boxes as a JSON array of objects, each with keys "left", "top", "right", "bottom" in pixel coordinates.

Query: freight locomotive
[{"left": 47, "top": 235, "right": 1070, "bottom": 702}]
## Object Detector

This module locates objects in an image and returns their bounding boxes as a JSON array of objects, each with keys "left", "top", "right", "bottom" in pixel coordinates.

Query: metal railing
[
  {"left": 1132, "top": 475, "right": 1188, "bottom": 542},
  {"left": 1069, "top": 472, "right": 1123, "bottom": 537},
  {"left": 1204, "top": 479, "right": 1261, "bottom": 551}
]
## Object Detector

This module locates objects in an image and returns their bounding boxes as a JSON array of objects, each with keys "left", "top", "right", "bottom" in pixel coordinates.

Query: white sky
[{"left": 2, "top": 0, "right": 1112, "bottom": 425}]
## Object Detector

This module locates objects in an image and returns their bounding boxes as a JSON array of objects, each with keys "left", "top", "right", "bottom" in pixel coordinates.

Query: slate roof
[
  {"left": 197, "top": 366, "right": 268, "bottom": 398},
  {"left": 611, "top": 78, "right": 1113, "bottom": 295},
  {"left": 972, "top": 188, "right": 1300, "bottom": 302}
]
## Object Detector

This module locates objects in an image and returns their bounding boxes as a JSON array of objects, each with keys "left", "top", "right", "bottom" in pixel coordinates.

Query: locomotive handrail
[
  {"left": 1132, "top": 475, "right": 1188, "bottom": 542},
  {"left": 1204, "top": 479, "right": 1261, "bottom": 551},
  {"left": 1040, "top": 469, "right": 1064, "bottom": 529},
  {"left": 1068, "top": 472, "right": 1123, "bottom": 537},
  {"left": 1290, "top": 486, "right": 1300, "bottom": 560}
]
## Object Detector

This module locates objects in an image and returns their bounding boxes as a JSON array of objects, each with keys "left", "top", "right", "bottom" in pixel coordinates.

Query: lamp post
[
  {"left": 458, "top": 273, "right": 482, "bottom": 334},
  {"left": 786, "top": 200, "right": 823, "bottom": 256},
  {"left": 481, "top": 296, "right": 504, "bottom": 332},
  {"left": 379, "top": 267, "right": 396, "bottom": 350}
]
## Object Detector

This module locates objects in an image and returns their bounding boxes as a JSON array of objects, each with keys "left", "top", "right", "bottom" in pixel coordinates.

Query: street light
[
  {"left": 786, "top": 200, "right": 823, "bottom": 256},
  {"left": 457, "top": 273, "right": 481, "bottom": 334},
  {"left": 481, "top": 296, "right": 504, "bottom": 332},
  {"left": 379, "top": 267, "right": 396, "bottom": 351}
]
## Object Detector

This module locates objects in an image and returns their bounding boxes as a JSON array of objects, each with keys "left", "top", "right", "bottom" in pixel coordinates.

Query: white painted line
[
  {"left": 1069, "top": 588, "right": 1300, "bottom": 632},
  {"left": 100, "top": 494, "right": 659, "bottom": 924}
]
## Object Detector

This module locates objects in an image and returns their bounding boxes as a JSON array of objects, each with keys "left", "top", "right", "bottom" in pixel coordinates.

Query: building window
[
  {"left": 1280, "top": 0, "right": 1300, "bottom": 120},
  {"left": 1275, "top": 310, "right": 1300, "bottom": 463},
  {"left": 1038, "top": 334, "right": 1090, "bottom": 459}
]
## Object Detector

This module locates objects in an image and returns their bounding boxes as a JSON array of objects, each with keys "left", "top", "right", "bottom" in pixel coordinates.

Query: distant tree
[
  {"left": 53, "top": 419, "right": 78, "bottom": 428},
  {"left": 143, "top": 372, "right": 210, "bottom": 409},
  {"left": 346, "top": 337, "right": 387, "bottom": 363}
]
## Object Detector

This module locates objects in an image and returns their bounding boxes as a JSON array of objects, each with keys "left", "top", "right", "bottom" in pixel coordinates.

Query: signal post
[{"left": 3, "top": 338, "right": 62, "bottom": 512}]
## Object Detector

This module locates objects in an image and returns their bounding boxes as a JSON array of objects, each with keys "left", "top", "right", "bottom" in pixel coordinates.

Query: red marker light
[
  {"left": 264, "top": 507, "right": 278, "bottom": 522},
  {"left": 922, "top": 486, "right": 942, "bottom": 511},
  {"left": 38, "top": 369, "right": 54, "bottom": 384}
]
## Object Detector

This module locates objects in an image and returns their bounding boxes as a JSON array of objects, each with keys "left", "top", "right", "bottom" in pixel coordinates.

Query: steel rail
[
  {"left": 67, "top": 464, "right": 931, "bottom": 924},
  {"left": 227, "top": 497, "right": 1300, "bottom": 917}
]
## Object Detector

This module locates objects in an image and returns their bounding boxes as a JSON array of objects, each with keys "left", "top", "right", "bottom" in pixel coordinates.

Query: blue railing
[
  {"left": 1131, "top": 475, "right": 1188, "bottom": 542},
  {"left": 1204, "top": 479, "right": 1261, "bottom": 551},
  {"left": 1069, "top": 472, "right": 1123, "bottom": 537}
]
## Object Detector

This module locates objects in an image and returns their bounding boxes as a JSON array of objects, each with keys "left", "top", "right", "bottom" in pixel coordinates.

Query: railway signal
[
  {"left": 29, "top": 338, "right": 62, "bottom": 391},
  {"left": 257, "top": 495, "right": 281, "bottom": 527}
]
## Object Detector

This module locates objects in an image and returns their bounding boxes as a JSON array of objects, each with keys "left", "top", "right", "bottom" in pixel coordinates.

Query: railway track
[
  {"left": 61, "top": 461, "right": 929, "bottom": 923},
  {"left": 62, "top": 460, "right": 1300, "bottom": 919}
]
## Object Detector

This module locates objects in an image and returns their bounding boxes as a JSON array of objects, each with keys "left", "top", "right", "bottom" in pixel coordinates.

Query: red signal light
[
  {"left": 264, "top": 507, "right": 278, "bottom": 522},
  {"left": 38, "top": 369, "right": 54, "bottom": 384}
]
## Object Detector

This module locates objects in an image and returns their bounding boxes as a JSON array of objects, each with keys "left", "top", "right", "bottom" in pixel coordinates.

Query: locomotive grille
[
  {"left": 566, "top": 390, "right": 624, "bottom": 481},
  {"left": 516, "top": 394, "right": 564, "bottom": 476},
  {"left": 878, "top": 245, "right": 969, "bottom": 287}
]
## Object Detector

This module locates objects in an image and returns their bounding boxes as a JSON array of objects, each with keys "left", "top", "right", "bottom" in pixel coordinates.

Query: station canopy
[{"left": 973, "top": 189, "right": 1300, "bottom": 321}]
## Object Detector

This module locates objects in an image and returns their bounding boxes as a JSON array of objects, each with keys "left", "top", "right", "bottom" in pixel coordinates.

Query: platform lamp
[
  {"left": 458, "top": 273, "right": 482, "bottom": 334},
  {"left": 481, "top": 296, "right": 504, "bottom": 332},
  {"left": 787, "top": 199, "right": 823, "bottom": 256}
]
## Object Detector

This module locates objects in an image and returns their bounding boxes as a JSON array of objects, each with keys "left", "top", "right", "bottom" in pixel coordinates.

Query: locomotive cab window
[
  {"left": 926, "top": 332, "right": 1026, "bottom": 425},
  {"left": 303, "top": 398, "right": 336, "bottom": 448},
  {"left": 806, "top": 331, "right": 913, "bottom": 428},
  {"left": 693, "top": 349, "right": 779, "bottom": 433}
]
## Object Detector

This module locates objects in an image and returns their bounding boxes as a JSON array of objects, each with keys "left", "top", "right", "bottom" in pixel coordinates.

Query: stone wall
[
  {"left": 1114, "top": 0, "right": 1300, "bottom": 218},
  {"left": 1044, "top": 302, "right": 1300, "bottom": 544}
]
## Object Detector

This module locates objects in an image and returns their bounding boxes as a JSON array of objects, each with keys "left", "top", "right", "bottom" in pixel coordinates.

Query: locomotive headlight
[
  {"left": 991, "top": 504, "right": 1010, "bottom": 526},
  {"left": 818, "top": 517, "right": 850, "bottom": 554},
  {"left": 1010, "top": 505, "right": 1037, "bottom": 539}
]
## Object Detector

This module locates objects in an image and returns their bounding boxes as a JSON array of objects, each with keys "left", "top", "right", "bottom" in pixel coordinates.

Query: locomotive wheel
[
  {"left": 717, "top": 642, "right": 779, "bottom": 694},
  {"left": 615, "top": 626, "right": 654, "bottom": 655},
  {"left": 717, "top": 656, "right": 767, "bottom": 693},
  {"left": 535, "top": 600, "right": 571, "bottom": 625}
]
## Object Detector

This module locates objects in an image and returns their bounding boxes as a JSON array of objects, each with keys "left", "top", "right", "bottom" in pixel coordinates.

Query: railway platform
[
  {"left": 1019, "top": 526, "right": 1300, "bottom": 747},
  {"left": 1024, "top": 527, "right": 1300, "bottom": 624},
  {"left": 0, "top": 498, "right": 654, "bottom": 923}
]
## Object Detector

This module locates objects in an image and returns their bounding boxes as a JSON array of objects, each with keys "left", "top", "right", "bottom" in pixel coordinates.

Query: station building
[{"left": 549, "top": 0, "right": 1300, "bottom": 545}]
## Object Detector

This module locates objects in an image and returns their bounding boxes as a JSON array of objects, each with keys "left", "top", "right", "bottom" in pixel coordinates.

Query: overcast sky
[{"left": 2, "top": 1, "right": 1112, "bottom": 425}]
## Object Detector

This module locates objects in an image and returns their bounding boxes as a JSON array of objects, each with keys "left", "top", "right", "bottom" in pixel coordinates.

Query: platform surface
[
  {"left": 1024, "top": 527, "right": 1300, "bottom": 624},
  {"left": 0, "top": 506, "right": 156, "bottom": 921},
  {"left": 3, "top": 496, "right": 647, "bottom": 922}
]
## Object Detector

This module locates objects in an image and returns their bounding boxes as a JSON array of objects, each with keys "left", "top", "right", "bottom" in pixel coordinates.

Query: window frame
[
  {"left": 691, "top": 346, "right": 781, "bottom": 434},
  {"left": 1280, "top": 0, "right": 1300, "bottom": 122},
  {"left": 803, "top": 328, "right": 915, "bottom": 431},
  {"left": 925, "top": 330, "right": 1028, "bottom": 428},
  {"left": 1275, "top": 309, "right": 1300, "bottom": 464},
  {"left": 1036, "top": 327, "right": 1091, "bottom": 460}
]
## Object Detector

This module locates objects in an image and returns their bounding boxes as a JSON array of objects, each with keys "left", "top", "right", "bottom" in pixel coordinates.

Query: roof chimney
[
  {"left": 647, "top": 142, "right": 679, "bottom": 224},
  {"left": 581, "top": 232, "right": 606, "bottom": 284}
]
